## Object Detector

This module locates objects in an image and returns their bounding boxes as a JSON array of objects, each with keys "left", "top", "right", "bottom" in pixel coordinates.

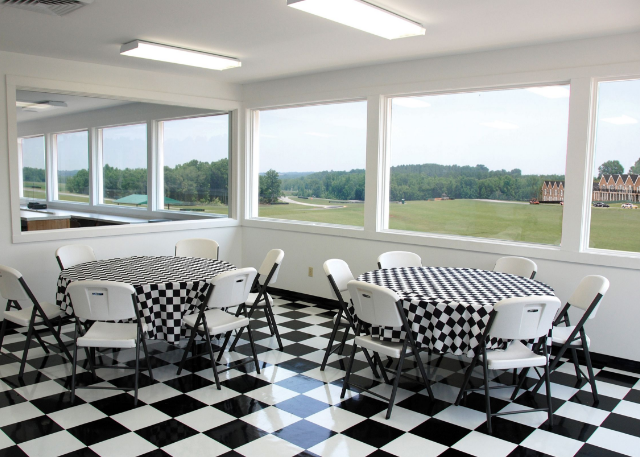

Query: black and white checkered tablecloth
[
  {"left": 356, "top": 267, "right": 555, "bottom": 357},
  {"left": 56, "top": 256, "right": 236, "bottom": 343}
]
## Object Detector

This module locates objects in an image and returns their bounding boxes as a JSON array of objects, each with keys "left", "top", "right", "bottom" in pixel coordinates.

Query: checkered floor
[{"left": 1, "top": 295, "right": 639, "bottom": 457}]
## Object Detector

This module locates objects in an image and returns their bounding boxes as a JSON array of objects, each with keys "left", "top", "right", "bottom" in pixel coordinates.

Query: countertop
[{"left": 20, "top": 207, "right": 152, "bottom": 224}]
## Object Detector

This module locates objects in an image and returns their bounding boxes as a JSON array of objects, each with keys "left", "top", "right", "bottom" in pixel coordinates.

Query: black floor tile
[
  {"left": 437, "top": 449, "right": 475, "bottom": 457},
  {"left": 475, "top": 416, "right": 536, "bottom": 444},
  {"left": 458, "top": 392, "right": 511, "bottom": 415},
  {"left": 514, "top": 391, "right": 565, "bottom": 412},
  {"left": 507, "top": 446, "right": 553, "bottom": 456},
  {"left": 1, "top": 415, "right": 64, "bottom": 444},
  {"left": 0, "top": 390, "right": 27, "bottom": 409},
  {"left": 30, "top": 391, "right": 85, "bottom": 414},
  {"left": 59, "top": 448, "right": 101, "bottom": 457},
  {"left": 220, "top": 374, "right": 271, "bottom": 394},
  {"left": 276, "top": 358, "right": 320, "bottom": 374},
  {"left": 0, "top": 446, "right": 28, "bottom": 457},
  {"left": 397, "top": 393, "right": 450, "bottom": 416},
  {"left": 276, "top": 375, "right": 324, "bottom": 394},
  {"left": 542, "top": 415, "right": 598, "bottom": 442},
  {"left": 67, "top": 417, "right": 130, "bottom": 446},
  {"left": 151, "top": 394, "right": 207, "bottom": 417},
  {"left": 410, "top": 418, "right": 471, "bottom": 447},
  {"left": 137, "top": 449, "right": 171, "bottom": 457},
  {"left": 2, "top": 370, "right": 52, "bottom": 388},
  {"left": 278, "top": 311, "right": 313, "bottom": 320},
  {"left": 575, "top": 443, "right": 630, "bottom": 457},
  {"left": 569, "top": 391, "right": 620, "bottom": 411},
  {"left": 90, "top": 393, "right": 143, "bottom": 416},
  {"left": 26, "top": 354, "right": 72, "bottom": 370},
  {"left": 549, "top": 371, "right": 589, "bottom": 389},
  {"left": 279, "top": 320, "right": 314, "bottom": 331},
  {"left": 623, "top": 389, "right": 640, "bottom": 404},
  {"left": 594, "top": 371, "right": 639, "bottom": 388},
  {"left": 600, "top": 412, "right": 640, "bottom": 438},
  {"left": 280, "top": 343, "right": 317, "bottom": 357},
  {"left": 203, "top": 419, "right": 267, "bottom": 449},
  {"left": 274, "top": 420, "right": 336, "bottom": 449},
  {"left": 279, "top": 331, "right": 320, "bottom": 342},
  {"left": 135, "top": 418, "right": 198, "bottom": 447},
  {"left": 163, "top": 373, "right": 214, "bottom": 393},
  {"left": 342, "top": 419, "right": 404, "bottom": 448},
  {"left": 213, "top": 395, "right": 269, "bottom": 418},
  {"left": 335, "top": 394, "right": 388, "bottom": 417}
]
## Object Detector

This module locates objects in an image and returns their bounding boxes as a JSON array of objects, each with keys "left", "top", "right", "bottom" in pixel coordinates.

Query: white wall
[
  {"left": 241, "top": 32, "right": 640, "bottom": 362},
  {"left": 0, "top": 51, "right": 243, "bottom": 314}
]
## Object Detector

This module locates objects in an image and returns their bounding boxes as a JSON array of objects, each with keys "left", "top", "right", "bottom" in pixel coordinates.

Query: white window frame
[
  {"left": 51, "top": 128, "right": 90, "bottom": 205},
  {"left": 18, "top": 134, "right": 47, "bottom": 202}
]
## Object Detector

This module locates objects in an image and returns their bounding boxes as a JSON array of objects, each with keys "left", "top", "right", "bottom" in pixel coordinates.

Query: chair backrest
[
  {"left": 567, "top": 275, "right": 609, "bottom": 319},
  {"left": 67, "top": 280, "right": 137, "bottom": 321},
  {"left": 206, "top": 268, "right": 257, "bottom": 309},
  {"left": 257, "top": 249, "right": 284, "bottom": 285},
  {"left": 175, "top": 238, "right": 220, "bottom": 260},
  {"left": 56, "top": 245, "right": 97, "bottom": 270},
  {"left": 494, "top": 256, "right": 538, "bottom": 279},
  {"left": 347, "top": 280, "right": 403, "bottom": 328},
  {"left": 377, "top": 251, "right": 422, "bottom": 269},
  {"left": 0, "top": 265, "right": 29, "bottom": 301},
  {"left": 489, "top": 295, "right": 561, "bottom": 341},
  {"left": 323, "top": 259, "right": 355, "bottom": 301}
]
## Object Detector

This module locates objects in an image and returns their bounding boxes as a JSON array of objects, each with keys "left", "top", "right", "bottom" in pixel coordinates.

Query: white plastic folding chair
[
  {"left": 55, "top": 245, "right": 97, "bottom": 270},
  {"left": 455, "top": 295, "right": 561, "bottom": 433},
  {"left": 320, "top": 259, "right": 380, "bottom": 377},
  {"left": 0, "top": 265, "right": 73, "bottom": 377},
  {"left": 377, "top": 251, "right": 422, "bottom": 269},
  {"left": 175, "top": 238, "right": 220, "bottom": 261},
  {"left": 177, "top": 268, "right": 259, "bottom": 389},
  {"left": 494, "top": 256, "right": 538, "bottom": 279},
  {"left": 66, "top": 280, "right": 154, "bottom": 405},
  {"left": 220, "top": 249, "right": 285, "bottom": 355},
  {"left": 526, "top": 276, "right": 609, "bottom": 403},
  {"left": 341, "top": 281, "right": 434, "bottom": 419}
]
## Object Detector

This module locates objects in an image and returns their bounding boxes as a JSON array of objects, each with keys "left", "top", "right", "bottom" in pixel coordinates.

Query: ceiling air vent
[{"left": 2, "top": 0, "right": 93, "bottom": 16}]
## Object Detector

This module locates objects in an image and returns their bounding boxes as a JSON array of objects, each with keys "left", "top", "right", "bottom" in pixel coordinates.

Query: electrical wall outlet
[{"left": 308, "top": 267, "right": 313, "bottom": 277}]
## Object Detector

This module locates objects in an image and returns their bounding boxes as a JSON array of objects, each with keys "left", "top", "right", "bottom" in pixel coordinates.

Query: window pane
[
  {"left": 56, "top": 131, "right": 89, "bottom": 204},
  {"left": 101, "top": 124, "right": 147, "bottom": 207},
  {"left": 589, "top": 79, "right": 640, "bottom": 252},
  {"left": 161, "top": 115, "right": 229, "bottom": 217},
  {"left": 21, "top": 136, "right": 46, "bottom": 200},
  {"left": 257, "top": 101, "right": 367, "bottom": 226},
  {"left": 389, "top": 86, "right": 570, "bottom": 245}
]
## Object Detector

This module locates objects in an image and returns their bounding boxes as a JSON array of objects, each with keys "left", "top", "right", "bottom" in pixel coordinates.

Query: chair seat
[
  {"left": 552, "top": 326, "right": 590, "bottom": 347},
  {"left": 77, "top": 322, "right": 138, "bottom": 349},
  {"left": 482, "top": 341, "right": 547, "bottom": 370},
  {"left": 184, "top": 309, "right": 249, "bottom": 335},
  {"left": 354, "top": 334, "right": 413, "bottom": 359},
  {"left": 245, "top": 292, "right": 274, "bottom": 308},
  {"left": 4, "top": 302, "right": 64, "bottom": 327}
]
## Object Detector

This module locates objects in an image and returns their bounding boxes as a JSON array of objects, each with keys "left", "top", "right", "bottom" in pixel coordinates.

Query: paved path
[{"left": 280, "top": 196, "right": 345, "bottom": 209}]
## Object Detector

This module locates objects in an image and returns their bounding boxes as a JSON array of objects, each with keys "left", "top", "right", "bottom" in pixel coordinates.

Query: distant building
[
  {"left": 541, "top": 180, "right": 564, "bottom": 202},
  {"left": 541, "top": 174, "right": 640, "bottom": 203}
]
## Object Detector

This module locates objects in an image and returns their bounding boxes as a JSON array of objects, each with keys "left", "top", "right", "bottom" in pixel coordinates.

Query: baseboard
[{"left": 267, "top": 287, "right": 340, "bottom": 310}]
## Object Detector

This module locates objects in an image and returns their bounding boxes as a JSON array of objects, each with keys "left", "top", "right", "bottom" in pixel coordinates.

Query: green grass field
[{"left": 260, "top": 197, "right": 640, "bottom": 252}]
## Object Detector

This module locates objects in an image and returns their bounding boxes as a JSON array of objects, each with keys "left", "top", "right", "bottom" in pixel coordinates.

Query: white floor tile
[
  {"left": 195, "top": 366, "right": 244, "bottom": 382},
  {"left": 0, "top": 402, "right": 43, "bottom": 427},
  {"left": 299, "top": 336, "right": 331, "bottom": 350},
  {"left": 255, "top": 336, "right": 294, "bottom": 349},
  {"left": 0, "top": 430, "right": 13, "bottom": 450},
  {"left": 0, "top": 380, "right": 9, "bottom": 393},
  {"left": 94, "top": 367, "right": 132, "bottom": 382},
  {"left": 535, "top": 382, "right": 579, "bottom": 401},
  {"left": 434, "top": 405, "right": 488, "bottom": 430},
  {"left": 139, "top": 364, "right": 187, "bottom": 383},
  {"left": 298, "top": 325, "right": 333, "bottom": 337},
  {"left": 48, "top": 403, "right": 106, "bottom": 429},
  {"left": 297, "top": 315, "right": 331, "bottom": 325},
  {"left": 131, "top": 383, "right": 181, "bottom": 404},
  {"left": 581, "top": 381, "right": 631, "bottom": 399},
  {"left": 241, "top": 406, "right": 301, "bottom": 433},
  {"left": 301, "top": 366, "right": 346, "bottom": 383},
  {"left": 382, "top": 433, "right": 449, "bottom": 457},
  {"left": 248, "top": 365, "right": 298, "bottom": 384},
  {"left": 521, "top": 429, "right": 584, "bottom": 457},
  {"left": 89, "top": 432, "right": 157, "bottom": 457},
  {"left": 497, "top": 403, "right": 550, "bottom": 428},
  {"left": 613, "top": 400, "right": 640, "bottom": 421},
  {"left": 308, "top": 434, "right": 376, "bottom": 457},
  {"left": 305, "top": 406, "right": 366, "bottom": 432},
  {"left": 256, "top": 350, "right": 297, "bottom": 366},
  {"left": 14, "top": 380, "right": 67, "bottom": 401},
  {"left": 18, "top": 430, "right": 85, "bottom": 457},
  {"left": 111, "top": 405, "right": 171, "bottom": 431},
  {"left": 73, "top": 382, "right": 122, "bottom": 402},
  {"left": 0, "top": 361, "right": 36, "bottom": 378},
  {"left": 176, "top": 407, "right": 235, "bottom": 433},
  {"left": 235, "top": 434, "right": 303, "bottom": 457},
  {"left": 370, "top": 406, "right": 429, "bottom": 431},
  {"left": 187, "top": 385, "right": 240, "bottom": 405},
  {"left": 39, "top": 363, "right": 85, "bottom": 380},
  {"left": 304, "top": 383, "right": 356, "bottom": 405},
  {"left": 162, "top": 433, "right": 230, "bottom": 457},
  {"left": 587, "top": 427, "right": 640, "bottom": 457},
  {"left": 555, "top": 401, "right": 610, "bottom": 426},
  {"left": 364, "top": 384, "right": 414, "bottom": 405},
  {"left": 244, "top": 384, "right": 299, "bottom": 405},
  {"left": 430, "top": 382, "right": 461, "bottom": 404},
  {"left": 452, "top": 431, "right": 518, "bottom": 457}
]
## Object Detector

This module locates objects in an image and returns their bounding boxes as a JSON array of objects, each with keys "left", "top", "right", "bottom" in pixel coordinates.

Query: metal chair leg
[
  {"left": 321, "top": 311, "right": 343, "bottom": 371},
  {"left": 71, "top": 323, "right": 79, "bottom": 404},
  {"left": 134, "top": 330, "right": 141, "bottom": 406},
  {"left": 581, "top": 334, "right": 598, "bottom": 404},
  {"left": 482, "top": 347, "right": 492, "bottom": 434},
  {"left": 544, "top": 343, "right": 553, "bottom": 427},
  {"left": 362, "top": 348, "right": 380, "bottom": 379},
  {"left": 177, "top": 327, "right": 198, "bottom": 375},
  {"left": 203, "top": 330, "right": 221, "bottom": 390},
  {"left": 18, "top": 310, "right": 38, "bottom": 378},
  {"left": 246, "top": 325, "right": 261, "bottom": 375},
  {"left": 456, "top": 351, "right": 481, "bottom": 406},
  {"left": 140, "top": 333, "right": 154, "bottom": 382},
  {"left": 570, "top": 348, "right": 582, "bottom": 381},
  {"left": 374, "top": 352, "right": 390, "bottom": 384},
  {"left": 386, "top": 340, "right": 409, "bottom": 419},
  {"left": 340, "top": 340, "right": 358, "bottom": 399},
  {"left": 337, "top": 325, "right": 350, "bottom": 355},
  {"left": 32, "top": 328, "right": 50, "bottom": 354},
  {"left": 217, "top": 331, "right": 232, "bottom": 362}
]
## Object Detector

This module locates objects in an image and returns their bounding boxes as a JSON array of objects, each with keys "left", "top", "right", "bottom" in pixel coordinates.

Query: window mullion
[
  {"left": 148, "top": 120, "right": 158, "bottom": 213},
  {"left": 364, "top": 94, "right": 388, "bottom": 233}
]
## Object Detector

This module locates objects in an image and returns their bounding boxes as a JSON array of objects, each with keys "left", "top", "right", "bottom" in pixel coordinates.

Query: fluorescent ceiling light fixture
[
  {"left": 602, "top": 114, "right": 638, "bottom": 125},
  {"left": 287, "top": 0, "right": 425, "bottom": 40},
  {"left": 481, "top": 121, "right": 519, "bottom": 130},
  {"left": 16, "top": 100, "right": 68, "bottom": 112},
  {"left": 526, "top": 86, "right": 570, "bottom": 99},
  {"left": 120, "top": 40, "right": 241, "bottom": 70},
  {"left": 393, "top": 97, "right": 431, "bottom": 108}
]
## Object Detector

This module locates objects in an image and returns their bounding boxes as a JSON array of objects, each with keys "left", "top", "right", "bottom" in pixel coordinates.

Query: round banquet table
[
  {"left": 56, "top": 256, "right": 236, "bottom": 343},
  {"left": 356, "top": 267, "right": 555, "bottom": 357}
]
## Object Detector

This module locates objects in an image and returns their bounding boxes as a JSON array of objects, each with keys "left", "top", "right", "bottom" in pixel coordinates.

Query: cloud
[
  {"left": 305, "top": 132, "right": 332, "bottom": 137},
  {"left": 526, "top": 86, "right": 570, "bottom": 99},
  {"left": 601, "top": 115, "right": 638, "bottom": 125},
  {"left": 480, "top": 121, "right": 519, "bottom": 130},
  {"left": 393, "top": 98, "right": 431, "bottom": 108}
]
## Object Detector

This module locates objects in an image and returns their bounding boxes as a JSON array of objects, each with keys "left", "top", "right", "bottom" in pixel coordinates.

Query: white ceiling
[
  {"left": 16, "top": 90, "right": 131, "bottom": 122},
  {"left": 1, "top": 0, "right": 639, "bottom": 84}
]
